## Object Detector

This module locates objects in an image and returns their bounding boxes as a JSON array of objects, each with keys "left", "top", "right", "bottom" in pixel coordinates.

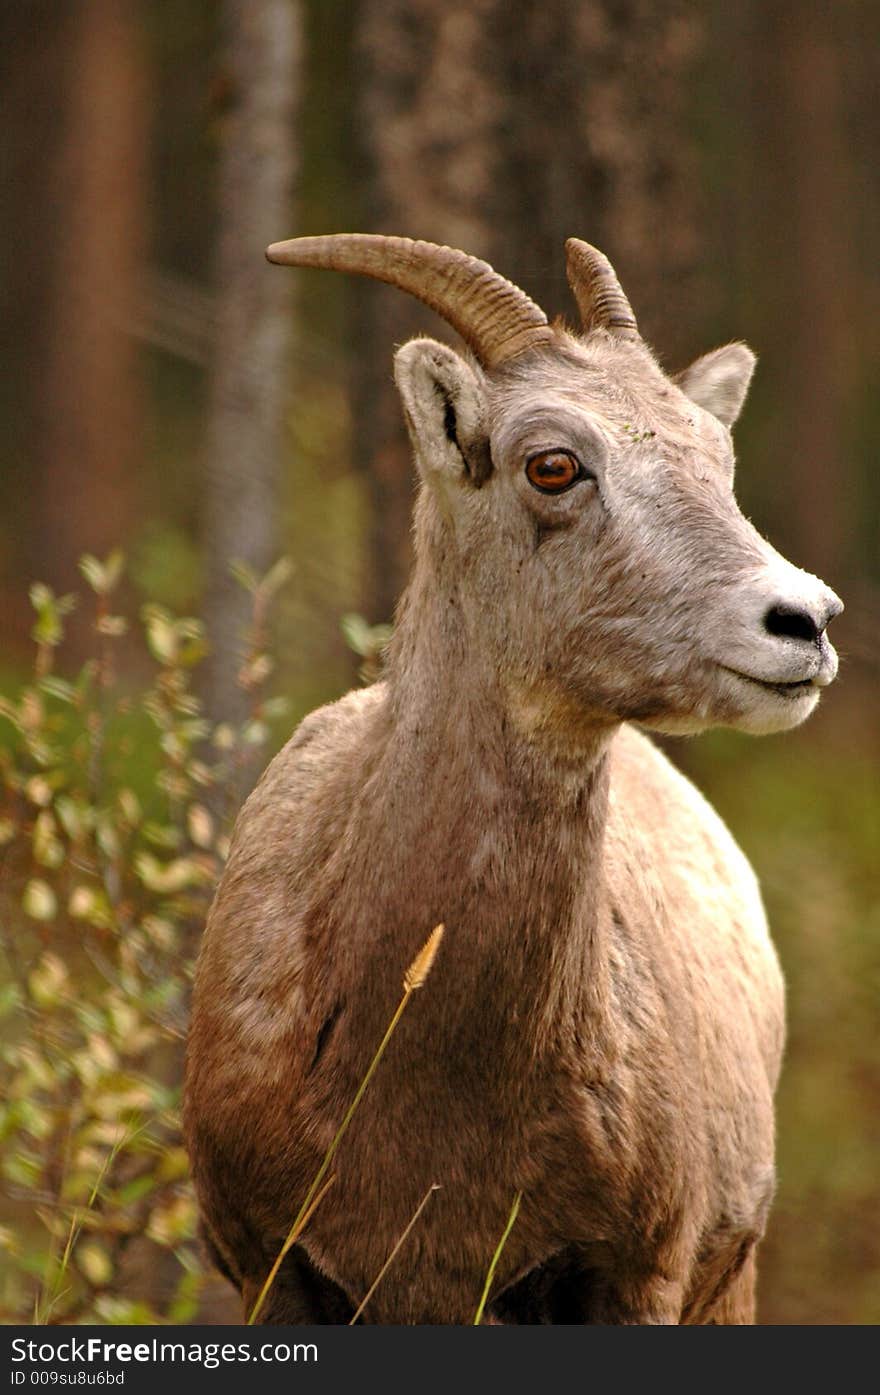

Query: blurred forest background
[{"left": 1, "top": 0, "right": 877, "bottom": 1325}]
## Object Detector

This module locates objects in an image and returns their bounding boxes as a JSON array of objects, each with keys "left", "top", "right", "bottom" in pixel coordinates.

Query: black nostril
[{"left": 764, "top": 603, "right": 820, "bottom": 644}]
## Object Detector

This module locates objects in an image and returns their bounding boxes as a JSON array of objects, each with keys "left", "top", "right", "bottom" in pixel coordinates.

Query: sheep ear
[
  {"left": 393, "top": 338, "right": 492, "bottom": 487},
  {"left": 675, "top": 343, "right": 757, "bottom": 428}
]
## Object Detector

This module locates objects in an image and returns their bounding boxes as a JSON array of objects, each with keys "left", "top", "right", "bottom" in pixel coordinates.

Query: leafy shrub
[{"left": 0, "top": 554, "right": 290, "bottom": 1322}]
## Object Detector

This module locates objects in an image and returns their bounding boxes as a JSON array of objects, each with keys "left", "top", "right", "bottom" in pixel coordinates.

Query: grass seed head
[{"left": 403, "top": 923, "right": 445, "bottom": 992}]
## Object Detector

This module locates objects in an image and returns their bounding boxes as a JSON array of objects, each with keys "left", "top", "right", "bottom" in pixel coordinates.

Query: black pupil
[{"left": 534, "top": 454, "right": 574, "bottom": 486}]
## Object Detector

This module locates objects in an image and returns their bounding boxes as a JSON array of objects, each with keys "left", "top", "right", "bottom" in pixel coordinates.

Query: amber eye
[{"left": 525, "top": 450, "right": 584, "bottom": 494}]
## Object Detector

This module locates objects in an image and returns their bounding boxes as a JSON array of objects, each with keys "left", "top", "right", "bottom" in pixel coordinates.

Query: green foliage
[
  {"left": 3, "top": 550, "right": 876, "bottom": 1325},
  {"left": 0, "top": 553, "right": 289, "bottom": 1323},
  {"left": 340, "top": 613, "right": 392, "bottom": 684},
  {"left": 684, "top": 721, "right": 880, "bottom": 1323}
]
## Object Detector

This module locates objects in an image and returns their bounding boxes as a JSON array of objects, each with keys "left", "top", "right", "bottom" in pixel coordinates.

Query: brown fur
[{"left": 183, "top": 263, "right": 841, "bottom": 1324}]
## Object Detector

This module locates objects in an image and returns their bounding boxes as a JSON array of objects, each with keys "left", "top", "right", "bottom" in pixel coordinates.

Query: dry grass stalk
[
  {"left": 473, "top": 1191, "right": 523, "bottom": 1325},
  {"left": 34, "top": 1125, "right": 137, "bottom": 1324},
  {"left": 247, "top": 925, "right": 446, "bottom": 1325},
  {"left": 245, "top": 1173, "right": 337, "bottom": 1326},
  {"left": 349, "top": 1183, "right": 441, "bottom": 1324}
]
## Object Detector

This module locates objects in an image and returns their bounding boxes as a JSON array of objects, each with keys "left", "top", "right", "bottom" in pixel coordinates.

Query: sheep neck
[{"left": 365, "top": 568, "right": 615, "bottom": 1069}]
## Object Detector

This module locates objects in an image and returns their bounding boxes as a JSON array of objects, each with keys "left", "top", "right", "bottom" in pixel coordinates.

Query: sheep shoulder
[{"left": 605, "top": 722, "right": 784, "bottom": 1089}]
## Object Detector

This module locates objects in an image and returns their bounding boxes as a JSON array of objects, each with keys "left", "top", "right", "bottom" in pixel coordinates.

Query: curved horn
[
  {"left": 565, "top": 238, "right": 639, "bottom": 340},
  {"left": 265, "top": 233, "right": 555, "bottom": 367}
]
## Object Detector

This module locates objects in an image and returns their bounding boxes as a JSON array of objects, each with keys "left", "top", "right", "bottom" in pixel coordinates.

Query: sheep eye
[{"left": 525, "top": 450, "right": 583, "bottom": 494}]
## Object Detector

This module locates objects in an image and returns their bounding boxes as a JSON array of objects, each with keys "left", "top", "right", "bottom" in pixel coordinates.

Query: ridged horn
[
  {"left": 565, "top": 238, "right": 639, "bottom": 340},
  {"left": 265, "top": 233, "right": 555, "bottom": 367}
]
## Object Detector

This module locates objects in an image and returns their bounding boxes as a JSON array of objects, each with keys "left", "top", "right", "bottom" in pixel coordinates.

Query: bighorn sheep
[{"left": 183, "top": 234, "right": 842, "bottom": 1324}]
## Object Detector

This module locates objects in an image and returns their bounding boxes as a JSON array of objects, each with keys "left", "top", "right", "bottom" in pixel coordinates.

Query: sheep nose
[{"left": 763, "top": 590, "right": 843, "bottom": 645}]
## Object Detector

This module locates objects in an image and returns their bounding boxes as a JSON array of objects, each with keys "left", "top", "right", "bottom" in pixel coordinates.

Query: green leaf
[
  {"left": 0, "top": 1224, "right": 20, "bottom": 1256},
  {"left": 78, "top": 1242, "right": 114, "bottom": 1287},
  {"left": 341, "top": 613, "right": 392, "bottom": 658},
  {"left": 175, "top": 625, "right": 208, "bottom": 669},
  {"left": 25, "top": 775, "right": 53, "bottom": 807},
  {"left": 142, "top": 606, "right": 179, "bottom": 665},
  {"left": 28, "top": 953, "right": 68, "bottom": 1007},
  {"left": 142, "top": 915, "right": 175, "bottom": 950},
  {"left": 95, "top": 817, "right": 121, "bottom": 860},
  {"left": 31, "top": 598, "right": 61, "bottom": 648},
  {"left": 29, "top": 582, "right": 53, "bottom": 611},
  {"left": 229, "top": 559, "right": 259, "bottom": 594},
  {"left": 262, "top": 696, "right": 291, "bottom": 720},
  {"left": 79, "top": 551, "right": 124, "bottom": 596},
  {"left": 340, "top": 612, "right": 373, "bottom": 655},
  {"left": 93, "top": 1296, "right": 161, "bottom": 1324},
  {"left": 117, "top": 789, "right": 141, "bottom": 826},
  {"left": 0, "top": 983, "right": 22, "bottom": 1019},
  {"left": 239, "top": 653, "right": 274, "bottom": 688},
  {"left": 212, "top": 722, "right": 235, "bottom": 750},
  {"left": 102, "top": 549, "right": 125, "bottom": 593},
  {"left": 242, "top": 719, "right": 269, "bottom": 746},
  {"left": 28, "top": 584, "right": 76, "bottom": 638},
  {"left": 55, "top": 795, "right": 93, "bottom": 841},
  {"left": 116, "top": 1174, "right": 156, "bottom": 1206},
  {"left": 39, "top": 676, "right": 76, "bottom": 703},
  {"left": 79, "top": 555, "right": 107, "bottom": 592},
  {"left": 134, "top": 852, "right": 209, "bottom": 893},
  {"left": 260, "top": 556, "right": 294, "bottom": 598},
  {"left": 167, "top": 1267, "right": 202, "bottom": 1323},
  {"left": 68, "top": 885, "right": 113, "bottom": 928},
  {"left": 2, "top": 1151, "right": 42, "bottom": 1188},
  {"left": 22, "top": 879, "right": 58, "bottom": 922},
  {"left": 32, "top": 812, "right": 65, "bottom": 869},
  {"left": 142, "top": 821, "right": 182, "bottom": 851},
  {"left": 187, "top": 804, "right": 214, "bottom": 849}
]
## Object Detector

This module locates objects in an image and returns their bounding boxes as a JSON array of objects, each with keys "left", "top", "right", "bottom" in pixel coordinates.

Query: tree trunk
[
  {"left": 756, "top": 0, "right": 853, "bottom": 581},
  {"left": 352, "top": 0, "right": 500, "bottom": 625},
  {"left": 489, "top": 1, "right": 704, "bottom": 359},
  {"left": 37, "top": 0, "right": 146, "bottom": 598},
  {"left": 352, "top": 0, "right": 704, "bottom": 623},
  {"left": 202, "top": 0, "right": 301, "bottom": 724}
]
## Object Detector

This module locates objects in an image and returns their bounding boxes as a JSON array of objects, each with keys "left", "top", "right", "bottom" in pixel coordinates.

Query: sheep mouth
[{"left": 721, "top": 667, "right": 817, "bottom": 699}]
